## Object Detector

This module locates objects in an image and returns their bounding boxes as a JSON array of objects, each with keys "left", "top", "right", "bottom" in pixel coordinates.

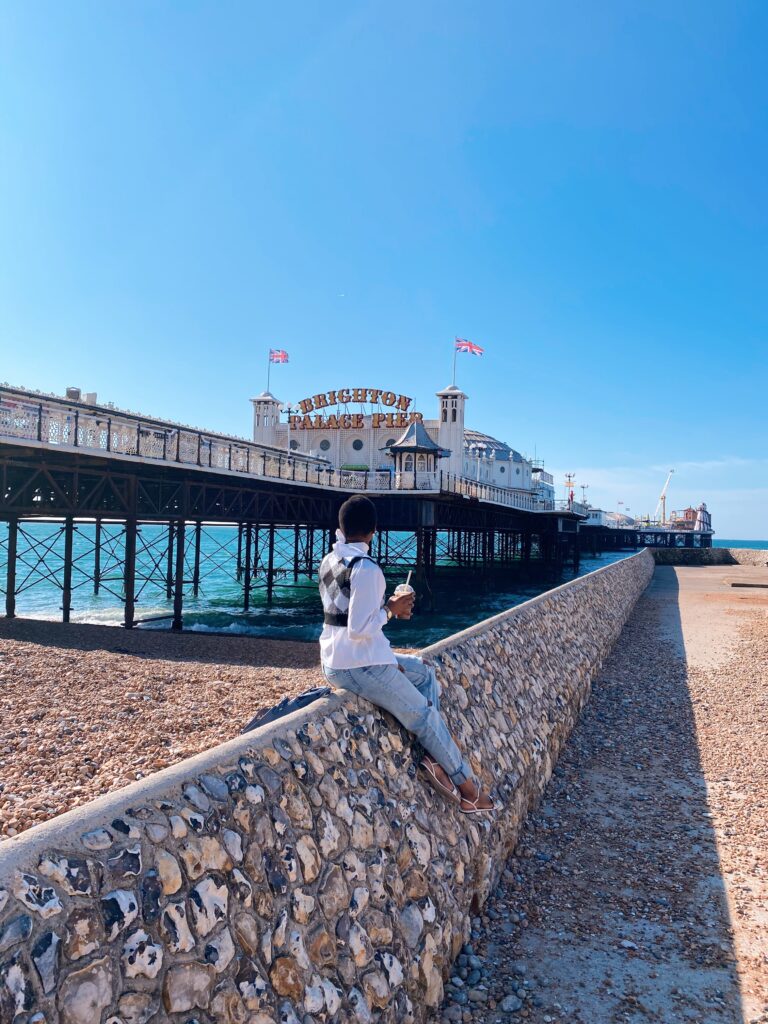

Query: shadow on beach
[
  {"left": 431, "top": 565, "right": 747, "bottom": 1024},
  {"left": 0, "top": 615, "right": 321, "bottom": 668}
]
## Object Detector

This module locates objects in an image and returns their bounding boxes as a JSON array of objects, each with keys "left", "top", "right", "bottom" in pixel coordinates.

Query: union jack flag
[
  {"left": 455, "top": 338, "right": 484, "bottom": 356},
  {"left": 269, "top": 349, "right": 289, "bottom": 363}
]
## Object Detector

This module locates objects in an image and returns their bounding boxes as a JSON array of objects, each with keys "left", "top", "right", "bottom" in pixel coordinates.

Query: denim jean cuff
[{"left": 449, "top": 762, "right": 472, "bottom": 786}]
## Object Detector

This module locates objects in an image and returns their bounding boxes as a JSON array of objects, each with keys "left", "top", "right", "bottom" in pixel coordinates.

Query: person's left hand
[{"left": 387, "top": 592, "right": 415, "bottom": 620}]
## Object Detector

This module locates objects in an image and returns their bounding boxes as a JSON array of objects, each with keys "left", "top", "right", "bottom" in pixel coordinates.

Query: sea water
[
  {"left": 714, "top": 538, "right": 768, "bottom": 549},
  {"left": 0, "top": 522, "right": 637, "bottom": 646}
]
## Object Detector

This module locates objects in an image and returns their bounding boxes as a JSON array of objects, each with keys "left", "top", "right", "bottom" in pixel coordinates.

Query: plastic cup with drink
[{"left": 393, "top": 571, "right": 415, "bottom": 618}]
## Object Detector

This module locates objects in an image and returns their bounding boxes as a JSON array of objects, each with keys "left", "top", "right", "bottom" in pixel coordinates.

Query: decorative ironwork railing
[
  {"left": 0, "top": 387, "right": 338, "bottom": 484},
  {"left": 439, "top": 473, "right": 553, "bottom": 512}
]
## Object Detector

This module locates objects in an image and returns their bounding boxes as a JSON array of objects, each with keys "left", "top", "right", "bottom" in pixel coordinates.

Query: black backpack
[{"left": 241, "top": 686, "right": 332, "bottom": 734}]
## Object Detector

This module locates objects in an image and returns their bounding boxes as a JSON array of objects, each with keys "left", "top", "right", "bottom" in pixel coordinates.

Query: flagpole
[
  {"left": 452, "top": 341, "right": 457, "bottom": 386},
  {"left": 267, "top": 350, "right": 271, "bottom": 393}
]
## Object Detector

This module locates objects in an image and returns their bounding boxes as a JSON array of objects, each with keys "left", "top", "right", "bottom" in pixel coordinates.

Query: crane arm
[{"left": 654, "top": 469, "right": 675, "bottom": 522}]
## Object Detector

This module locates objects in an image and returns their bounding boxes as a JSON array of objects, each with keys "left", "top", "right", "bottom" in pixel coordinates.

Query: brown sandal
[
  {"left": 420, "top": 756, "right": 460, "bottom": 803},
  {"left": 459, "top": 781, "right": 495, "bottom": 815}
]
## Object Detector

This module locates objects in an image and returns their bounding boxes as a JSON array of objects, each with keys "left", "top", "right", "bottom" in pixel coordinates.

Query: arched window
[
  {"left": 416, "top": 454, "right": 427, "bottom": 471},
  {"left": 451, "top": 408, "right": 457, "bottom": 422},
  {"left": 404, "top": 454, "right": 414, "bottom": 471},
  {"left": 442, "top": 408, "right": 447, "bottom": 422}
]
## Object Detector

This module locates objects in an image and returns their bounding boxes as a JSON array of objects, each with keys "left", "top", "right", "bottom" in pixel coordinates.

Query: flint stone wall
[
  {"left": 652, "top": 547, "right": 768, "bottom": 567},
  {"left": 0, "top": 549, "right": 654, "bottom": 1024}
]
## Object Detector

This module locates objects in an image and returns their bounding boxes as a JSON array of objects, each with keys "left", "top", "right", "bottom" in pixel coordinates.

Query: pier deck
[{"left": 431, "top": 564, "right": 768, "bottom": 1023}]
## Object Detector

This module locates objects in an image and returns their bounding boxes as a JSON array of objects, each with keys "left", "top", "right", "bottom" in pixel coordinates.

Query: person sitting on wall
[{"left": 319, "top": 495, "right": 494, "bottom": 814}]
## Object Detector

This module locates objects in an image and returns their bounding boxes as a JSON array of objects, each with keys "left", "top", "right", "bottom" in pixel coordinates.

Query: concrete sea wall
[
  {"left": 0, "top": 549, "right": 654, "bottom": 1024},
  {"left": 652, "top": 547, "right": 768, "bottom": 567}
]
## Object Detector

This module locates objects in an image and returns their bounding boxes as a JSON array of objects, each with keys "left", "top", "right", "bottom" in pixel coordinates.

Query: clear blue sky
[{"left": 1, "top": 2, "right": 766, "bottom": 537}]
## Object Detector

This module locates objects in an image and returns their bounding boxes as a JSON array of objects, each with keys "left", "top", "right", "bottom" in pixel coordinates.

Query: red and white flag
[
  {"left": 269, "top": 349, "right": 289, "bottom": 363},
  {"left": 455, "top": 337, "right": 484, "bottom": 356}
]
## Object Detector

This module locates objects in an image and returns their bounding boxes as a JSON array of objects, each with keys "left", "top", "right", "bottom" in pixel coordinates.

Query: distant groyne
[{"left": 0, "top": 550, "right": 654, "bottom": 1023}]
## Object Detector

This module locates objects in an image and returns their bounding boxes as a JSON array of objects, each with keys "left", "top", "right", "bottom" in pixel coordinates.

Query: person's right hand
[{"left": 387, "top": 592, "right": 415, "bottom": 620}]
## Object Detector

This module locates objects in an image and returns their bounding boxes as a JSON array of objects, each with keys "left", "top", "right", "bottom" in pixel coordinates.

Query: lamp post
[{"left": 284, "top": 403, "right": 296, "bottom": 456}]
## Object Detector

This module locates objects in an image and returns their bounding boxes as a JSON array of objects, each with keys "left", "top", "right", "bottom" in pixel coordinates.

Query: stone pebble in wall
[{"left": 0, "top": 550, "right": 654, "bottom": 1024}]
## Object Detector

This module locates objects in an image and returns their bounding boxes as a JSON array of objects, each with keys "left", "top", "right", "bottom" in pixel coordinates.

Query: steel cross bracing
[
  {"left": 0, "top": 519, "right": 122, "bottom": 622},
  {"left": 0, "top": 522, "right": 8, "bottom": 599},
  {"left": 239, "top": 524, "right": 327, "bottom": 608}
]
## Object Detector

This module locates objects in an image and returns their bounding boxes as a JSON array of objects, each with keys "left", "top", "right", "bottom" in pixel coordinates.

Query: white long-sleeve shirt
[{"left": 319, "top": 533, "right": 397, "bottom": 669}]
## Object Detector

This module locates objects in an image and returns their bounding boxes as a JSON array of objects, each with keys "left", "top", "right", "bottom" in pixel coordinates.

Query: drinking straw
[{"left": 405, "top": 570, "right": 412, "bottom": 587}]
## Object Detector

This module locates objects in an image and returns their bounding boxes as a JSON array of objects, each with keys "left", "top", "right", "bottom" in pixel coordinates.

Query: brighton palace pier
[
  {"left": 0, "top": 380, "right": 661, "bottom": 628},
  {"left": 252, "top": 384, "right": 556, "bottom": 508}
]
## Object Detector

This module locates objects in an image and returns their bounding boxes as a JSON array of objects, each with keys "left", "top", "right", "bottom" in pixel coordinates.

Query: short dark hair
[{"left": 339, "top": 495, "right": 377, "bottom": 538}]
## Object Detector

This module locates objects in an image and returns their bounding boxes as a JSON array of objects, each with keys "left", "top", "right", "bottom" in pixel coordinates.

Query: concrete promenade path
[{"left": 432, "top": 563, "right": 768, "bottom": 1024}]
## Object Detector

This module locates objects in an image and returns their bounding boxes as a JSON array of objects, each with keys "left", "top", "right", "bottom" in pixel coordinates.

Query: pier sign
[{"left": 291, "top": 388, "right": 424, "bottom": 430}]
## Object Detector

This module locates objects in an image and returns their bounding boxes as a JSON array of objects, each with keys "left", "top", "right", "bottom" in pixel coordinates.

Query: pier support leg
[
  {"left": 5, "top": 517, "right": 17, "bottom": 618},
  {"left": 165, "top": 522, "right": 174, "bottom": 600},
  {"left": 192, "top": 521, "right": 202, "bottom": 596},
  {"left": 414, "top": 527, "right": 435, "bottom": 612},
  {"left": 94, "top": 518, "right": 101, "bottom": 595},
  {"left": 267, "top": 524, "right": 276, "bottom": 605},
  {"left": 62, "top": 516, "right": 74, "bottom": 623},
  {"left": 293, "top": 525, "right": 300, "bottom": 583},
  {"left": 124, "top": 518, "right": 137, "bottom": 629},
  {"left": 236, "top": 523, "right": 243, "bottom": 582},
  {"left": 172, "top": 520, "right": 185, "bottom": 632},
  {"left": 253, "top": 526, "right": 260, "bottom": 585},
  {"left": 243, "top": 524, "right": 252, "bottom": 611}
]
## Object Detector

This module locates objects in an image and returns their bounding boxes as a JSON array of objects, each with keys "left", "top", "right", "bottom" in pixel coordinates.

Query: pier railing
[
  {"left": 0, "top": 386, "right": 342, "bottom": 481},
  {"left": 1, "top": 387, "right": 565, "bottom": 513},
  {"left": 439, "top": 472, "right": 552, "bottom": 512}
]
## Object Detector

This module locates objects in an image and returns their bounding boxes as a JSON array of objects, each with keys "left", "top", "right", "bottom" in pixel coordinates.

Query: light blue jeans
[{"left": 323, "top": 653, "right": 472, "bottom": 786}]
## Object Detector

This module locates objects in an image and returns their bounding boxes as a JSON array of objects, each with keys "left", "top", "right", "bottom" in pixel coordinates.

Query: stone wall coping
[{"left": 0, "top": 549, "right": 650, "bottom": 877}]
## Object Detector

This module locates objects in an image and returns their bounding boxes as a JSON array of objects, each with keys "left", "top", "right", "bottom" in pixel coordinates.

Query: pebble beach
[{"left": 0, "top": 619, "right": 324, "bottom": 839}]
